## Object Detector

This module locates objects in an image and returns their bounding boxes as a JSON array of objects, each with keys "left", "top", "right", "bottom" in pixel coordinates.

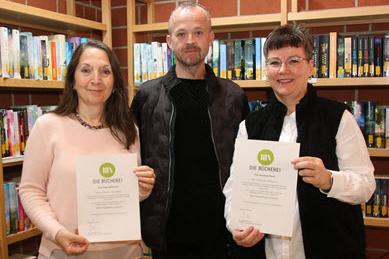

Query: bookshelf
[{"left": 0, "top": 1, "right": 112, "bottom": 258}]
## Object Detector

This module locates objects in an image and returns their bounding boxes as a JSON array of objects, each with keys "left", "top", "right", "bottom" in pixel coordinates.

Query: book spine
[
  {"left": 329, "top": 32, "right": 337, "bottom": 79},
  {"left": 337, "top": 36, "right": 345, "bottom": 78}
]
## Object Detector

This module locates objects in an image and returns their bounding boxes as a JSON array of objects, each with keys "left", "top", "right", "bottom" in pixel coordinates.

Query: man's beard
[{"left": 175, "top": 47, "right": 205, "bottom": 67}]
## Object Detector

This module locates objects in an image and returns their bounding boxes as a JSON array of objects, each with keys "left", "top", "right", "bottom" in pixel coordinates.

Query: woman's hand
[
  {"left": 134, "top": 165, "right": 155, "bottom": 199},
  {"left": 292, "top": 156, "right": 333, "bottom": 191},
  {"left": 232, "top": 226, "right": 265, "bottom": 247},
  {"left": 55, "top": 229, "right": 89, "bottom": 255}
]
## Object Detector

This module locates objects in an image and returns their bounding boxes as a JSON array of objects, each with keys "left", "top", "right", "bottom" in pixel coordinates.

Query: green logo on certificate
[
  {"left": 257, "top": 149, "right": 274, "bottom": 166},
  {"left": 99, "top": 162, "right": 116, "bottom": 178}
]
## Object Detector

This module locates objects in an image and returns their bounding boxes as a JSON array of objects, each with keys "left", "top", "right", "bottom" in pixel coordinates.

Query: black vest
[{"left": 245, "top": 85, "right": 365, "bottom": 259}]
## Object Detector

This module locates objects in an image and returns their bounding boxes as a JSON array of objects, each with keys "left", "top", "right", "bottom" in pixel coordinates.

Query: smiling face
[
  {"left": 266, "top": 46, "right": 313, "bottom": 105},
  {"left": 166, "top": 6, "right": 214, "bottom": 68},
  {"left": 74, "top": 47, "right": 114, "bottom": 110}
]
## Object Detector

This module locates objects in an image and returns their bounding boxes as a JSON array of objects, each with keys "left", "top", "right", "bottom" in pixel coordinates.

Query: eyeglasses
[{"left": 266, "top": 56, "right": 308, "bottom": 70}]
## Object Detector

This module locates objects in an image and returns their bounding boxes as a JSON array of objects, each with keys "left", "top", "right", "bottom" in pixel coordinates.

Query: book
[
  {"left": 337, "top": 36, "right": 345, "bottom": 78},
  {"left": 319, "top": 34, "right": 329, "bottom": 78},
  {"left": 233, "top": 40, "right": 244, "bottom": 80},
  {"left": 254, "top": 37, "right": 262, "bottom": 80},
  {"left": 352, "top": 36, "right": 358, "bottom": 77},
  {"left": 244, "top": 39, "right": 254, "bottom": 80},
  {"left": 365, "top": 101, "right": 376, "bottom": 148},
  {"left": 374, "top": 106, "right": 385, "bottom": 148},
  {"left": 133, "top": 43, "right": 141, "bottom": 84},
  {"left": 226, "top": 40, "right": 234, "bottom": 80},
  {"left": 374, "top": 37, "right": 383, "bottom": 77},
  {"left": 212, "top": 39, "right": 220, "bottom": 77},
  {"left": 219, "top": 42, "right": 227, "bottom": 79},
  {"left": 312, "top": 35, "right": 320, "bottom": 78},
  {"left": 344, "top": 37, "right": 352, "bottom": 77},
  {"left": 383, "top": 34, "right": 389, "bottom": 77},
  {"left": 329, "top": 32, "right": 337, "bottom": 79}
]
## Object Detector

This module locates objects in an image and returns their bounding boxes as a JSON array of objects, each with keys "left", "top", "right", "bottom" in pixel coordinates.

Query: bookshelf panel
[
  {"left": 364, "top": 217, "right": 389, "bottom": 228},
  {"left": 133, "top": 13, "right": 281, "bottom": 33},
  {"left": 0, "top": 0, "right": 106, "bottom": 33},
  {"left": 369, "top": 149, "right": 389, "bottom": 157},
  {"left": 2, "top": 157, "right": 23, "bottom": 168},
  {"left": 0, "top": 79, "right": 64, "bottom": 90},
  {"left": 288, "top": 5, "right": 389, "bottom": 25},
  {"left": 6, "top": 228, "right": 41, "bottom": 245}
]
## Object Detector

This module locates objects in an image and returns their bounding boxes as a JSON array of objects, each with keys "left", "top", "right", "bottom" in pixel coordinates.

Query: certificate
[
  {"left": 230, "top": 139, "right": 300, "bottom": 237},
  {"left": 76, "top": 154, "right": 140, "bottom": 242}
]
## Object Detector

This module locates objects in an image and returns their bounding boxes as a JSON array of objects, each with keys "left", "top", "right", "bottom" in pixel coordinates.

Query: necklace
[{"left": 75, "top": 113, "right": 104, "bottom": 130}]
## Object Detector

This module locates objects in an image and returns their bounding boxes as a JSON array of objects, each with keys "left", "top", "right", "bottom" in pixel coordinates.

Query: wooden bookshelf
[
  {"left": 368, "top": 149, "right": 389, "bottom": 157},
  {"left": 288, "top": 5, "right": 389, "bottom": 27},
  {"left": 132, "top": 13, "right": 281, "bottom": 33},
  {"left": 229, "top": 77, "right": 389, "bottom": 89},
  {"left": 0, "top": 0, "right": 106, "bottom": 34},
  {"left": 364, "top": 217, "right": 389, "bottom": 228},
  {"left": 0, "top": 79, "right": 64, "bottom": 90},
  {"left": 2, "top": 157, "right": 24, "bottom": 168},
  {"left": 6, "top": 228, "right": 41, "bottom": 245}
]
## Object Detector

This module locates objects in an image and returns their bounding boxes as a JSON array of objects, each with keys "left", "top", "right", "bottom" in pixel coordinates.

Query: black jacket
[
  {"left": 131, "top": 64, "right": 249, "bottom": 251},
  {"left": 245, "top": 84, "right": 366, "bottom": 259}
]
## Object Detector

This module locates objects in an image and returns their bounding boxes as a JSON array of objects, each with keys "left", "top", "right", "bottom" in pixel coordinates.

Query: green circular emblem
[
  {"left": 99, "top": 162, "right": 116, "bottom": 178},
  {"left": 257, "top": 149, "right": 274, "bottom": 166}
]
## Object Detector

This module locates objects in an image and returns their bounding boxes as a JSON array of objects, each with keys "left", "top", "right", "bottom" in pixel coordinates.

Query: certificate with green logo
[
  {"left": 76, "top": 154, "right": 140, "bottom": 242},
  {"left": 230, "top": 139, "right": 300, "bottom": 237}
]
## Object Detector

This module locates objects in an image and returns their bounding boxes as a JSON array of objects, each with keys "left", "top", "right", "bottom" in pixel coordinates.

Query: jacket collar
[{"left": 161, "top": 63, "right": 217, "bottom": 94}]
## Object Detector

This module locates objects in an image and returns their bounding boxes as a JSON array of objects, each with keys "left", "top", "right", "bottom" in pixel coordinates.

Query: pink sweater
[{"left": 19, "top": 113, "right": 143, "bottom": 258}]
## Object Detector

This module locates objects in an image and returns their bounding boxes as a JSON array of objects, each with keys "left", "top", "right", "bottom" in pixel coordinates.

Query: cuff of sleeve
[
  {"left": 47, "top": 224, "right": 66, "bottom": 243},
  {"left": 323, "top": 170, "right": 341, "bottom": 197},
  {"left": 320, "top": 170, "right": 334, "bottom": 195}
]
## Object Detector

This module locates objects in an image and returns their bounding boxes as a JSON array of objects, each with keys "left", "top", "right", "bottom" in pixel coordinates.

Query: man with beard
[{"left": 131, "top": 2, "right": 259, "bottom": 258}]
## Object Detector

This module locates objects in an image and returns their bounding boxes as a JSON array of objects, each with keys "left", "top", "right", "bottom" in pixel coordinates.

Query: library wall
[{"left": 129, "top": 0, "right": 389, "bottom": 258}]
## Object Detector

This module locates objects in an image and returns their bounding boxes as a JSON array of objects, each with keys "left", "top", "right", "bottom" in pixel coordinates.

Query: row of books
[
  {"left": 1, "top": 105, "right": 56, "bottom": 159},
  {"left": 346, "top": 101, "right": 388, "bottom": 149},
  {"left": 133, "top": 42, "right": 173, "bottom": 84},
  {"left": 134, "top": 33, "right": 389, "bottom": 84},
  {"left": 3, "top": 180, "right": 34, "bottom": 235},
  {"left": 314, "top": 33, "right": 389, "bottom": 78},
  {"left": 0, "top": 26, "right": 88, "bottom": 81},
  {"left": 363, "top": 177, "right": 388, "bottom": 218}
]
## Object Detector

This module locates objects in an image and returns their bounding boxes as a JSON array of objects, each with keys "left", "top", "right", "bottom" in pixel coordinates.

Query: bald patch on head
[{"left": 168, "top": 5, "right": 212, "bottom": 34}]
